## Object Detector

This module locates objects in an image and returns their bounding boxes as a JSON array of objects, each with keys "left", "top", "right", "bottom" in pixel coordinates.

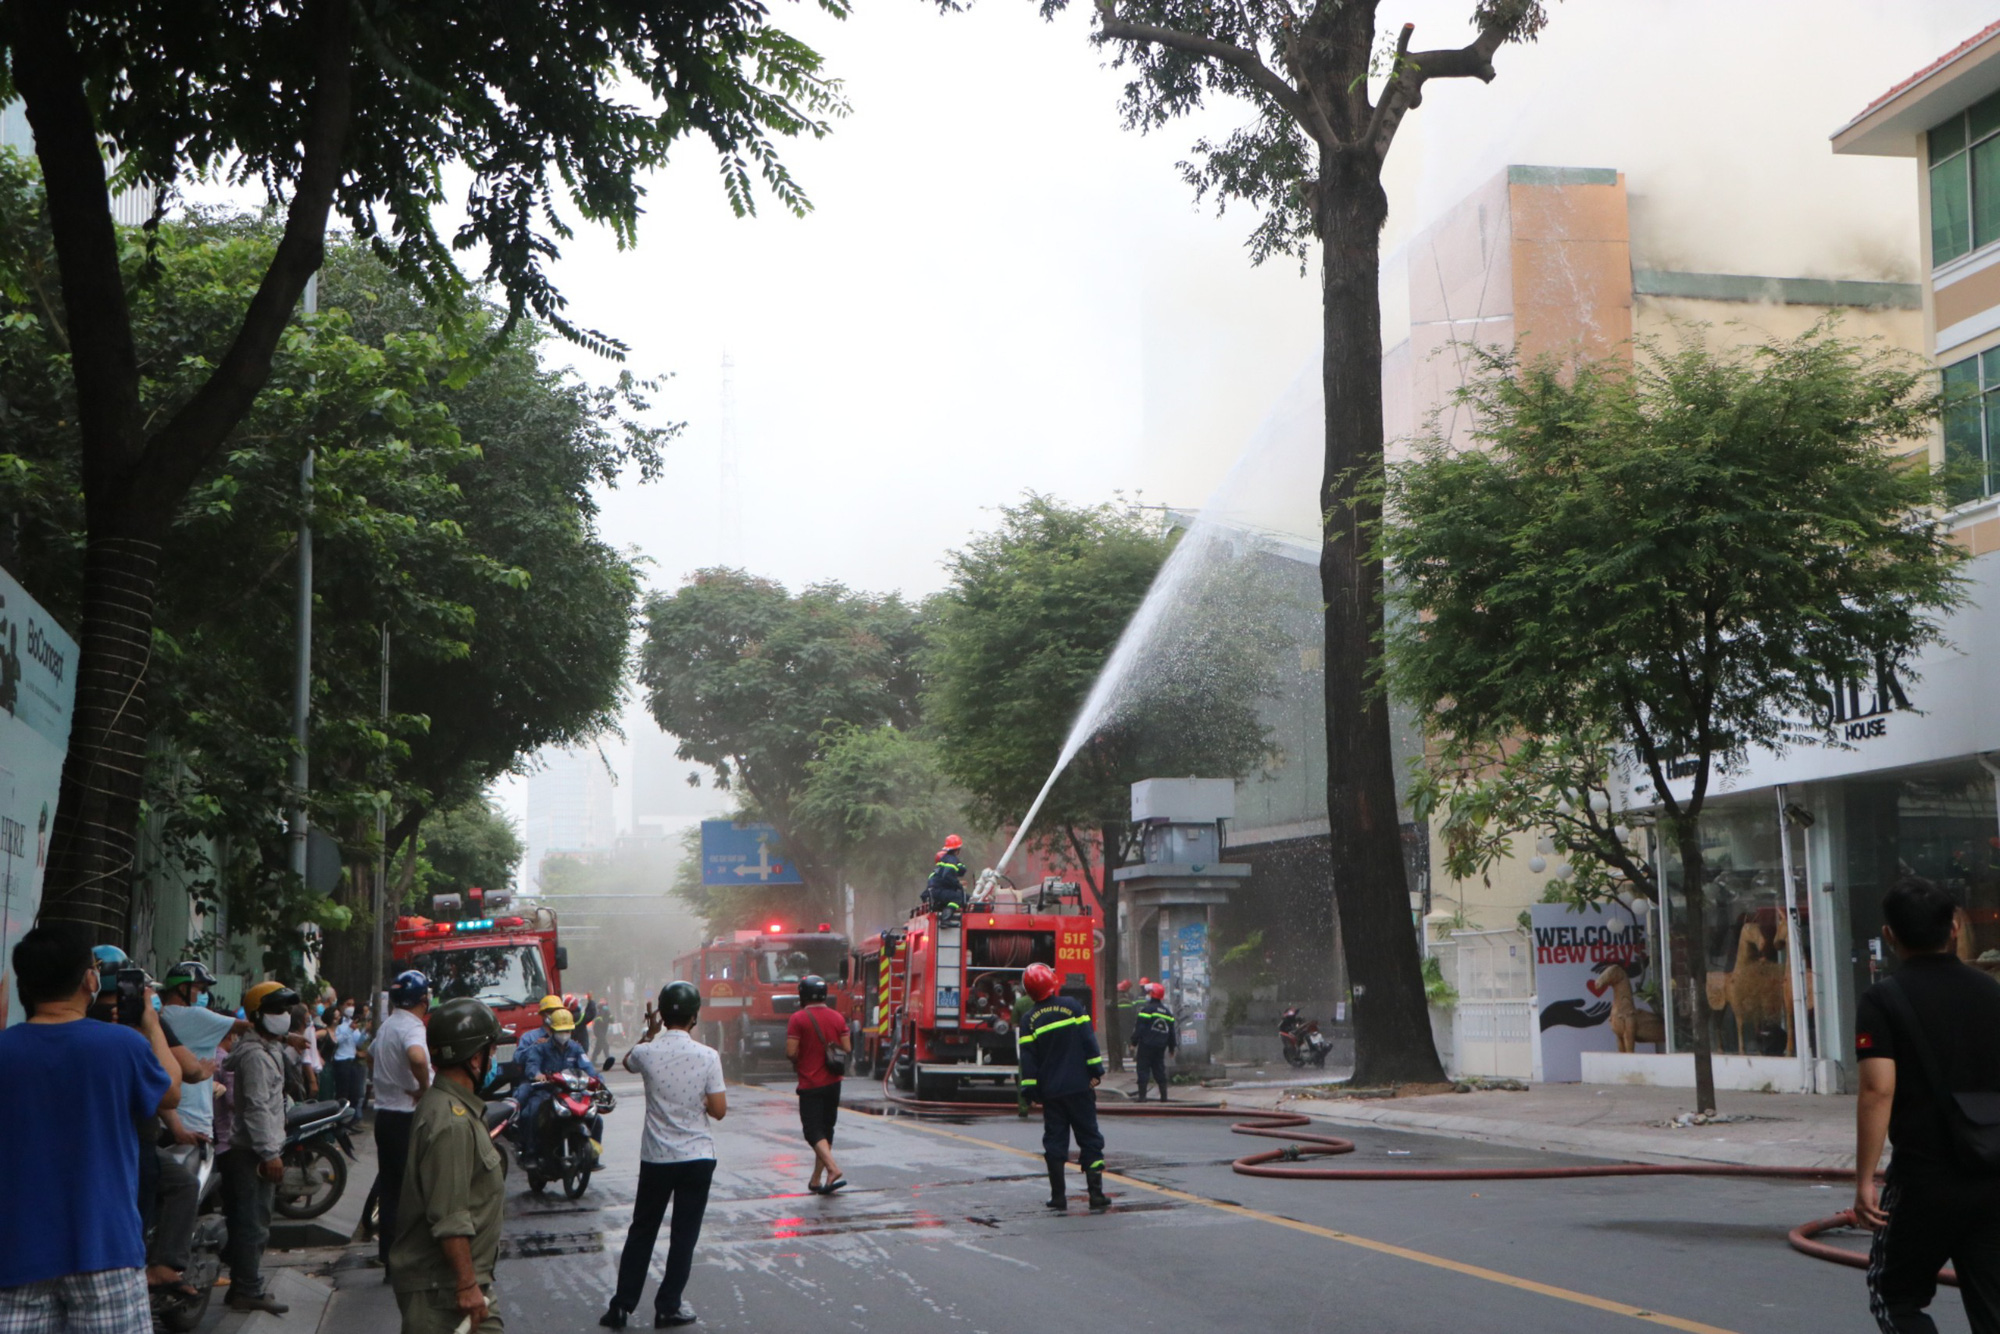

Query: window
[
  {"left": 1942, "top": 349, "right": 2000, "bottom": 504},
  {"left": 410, "top": 944, "right": 548, "bottom": 1009},
  {"left": 1928, "top": 91, "right": 2000, "bottom": 265},
  {"left": 752, "top": 941, "right": 847, "bottom": 984}
]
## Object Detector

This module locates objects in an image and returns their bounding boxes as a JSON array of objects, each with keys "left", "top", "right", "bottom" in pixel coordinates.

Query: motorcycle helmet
[
  {"left": 797, "top": 974, "right": 828, "bottom": 1004},
  {"left": 538, "top": 993, "right": 565, "bottom": 1015},
  {"left": 92, "top": 944, "right": 130, "bottom": 974},
  {"left": 547, "top": 1007, "right": 577, "bottom": 1033},
  {"left": 244, "top": 980, "right": 299, "bottom": 1014},
  {"left": 389, "top": 969, "right": 431, "bottom": 1006},
  {"left": 1148, "top": 982, "right": 1166, "bottom": 1001},
  {"left": 657, "top": 981, "right": 702, "bottom": 1026},
  {"left": 429, "top": 998, "right": 503, "bottom": 1068},
  {"left": 1022, "top": 962, "right": 1058, "bottom": 1002},
  {"left": 163, "top": 960, "right": 218, "bottom": 990}
]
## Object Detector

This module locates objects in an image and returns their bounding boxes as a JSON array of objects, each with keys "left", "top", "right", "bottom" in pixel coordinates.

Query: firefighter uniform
[
  {"left": 922, "top": 855, "right": 967, "bottom": 912},
  {"left": 1018, "top": 994, "right": 1108, "bottom": 1209},
  {"left": 1129, "top": 999, "right": 1177, "bottom": 1101},
  {"left": 1011, "top": 990, "right": 1035, "bottom": 1118}
]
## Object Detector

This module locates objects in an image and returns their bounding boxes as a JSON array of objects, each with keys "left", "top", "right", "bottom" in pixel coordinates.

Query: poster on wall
[
  {"left": 1531, "top": 902, "right": 1658, "bottom": 1082},
  {"left": 0, "top": 565, "right": 78, "bottom": 1024}
]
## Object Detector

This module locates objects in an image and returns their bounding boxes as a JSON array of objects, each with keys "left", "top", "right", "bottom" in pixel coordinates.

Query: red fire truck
[
  {"left": 391, "top": 888, "right": 566, "bottom": 1048},
  {"left": 670, "top": 923, "right": 852, "bottom": 1074},
  {"left": 847, "top": 879, "right": 1098, "bottom": 1101}
]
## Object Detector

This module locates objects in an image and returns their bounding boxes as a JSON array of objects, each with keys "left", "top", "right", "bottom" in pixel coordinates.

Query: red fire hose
[{"left": 862, "top": 1082, "right": 1941, "bottom": 1286}]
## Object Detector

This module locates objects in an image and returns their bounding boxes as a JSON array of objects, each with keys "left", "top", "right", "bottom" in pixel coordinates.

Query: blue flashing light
[{"left": 456, "top": 918, "right": 494, "bottom": 932}]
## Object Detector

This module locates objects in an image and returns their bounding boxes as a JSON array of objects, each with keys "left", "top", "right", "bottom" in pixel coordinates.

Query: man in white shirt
[
  {"left": 599, "top": 982, "right": 726, "bottom": 1331},
  {"left": 370, "top": 970, "right": 432, "bottom": 1278}
]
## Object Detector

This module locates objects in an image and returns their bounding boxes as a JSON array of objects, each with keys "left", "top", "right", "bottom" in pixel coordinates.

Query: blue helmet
[
  {"left": 389, "top": 969, "right": 431, "bottom": 1006},
  {"left": 92, "top": 944, "right": 131, "bottom": 971}
]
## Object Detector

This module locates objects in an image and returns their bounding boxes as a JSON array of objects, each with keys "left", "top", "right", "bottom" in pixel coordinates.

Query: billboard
[
  {"left": 1531, "top": 902, "right": 1658, "bottom": 1082},
  {"left": 1, "top": 566, "right": 79, "bottom": 1022}
]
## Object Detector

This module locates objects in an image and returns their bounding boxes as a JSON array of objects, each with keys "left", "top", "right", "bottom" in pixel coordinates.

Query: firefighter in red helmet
[
  {"left": 922, "top": 835, "right": 968, "bottom": 917},
  {"left": 1130, "top": 982, "right": 1177, "bottom": 1101},
  {"left": 1017, "top": 962, "right": 1109, "bottom": 1211}
]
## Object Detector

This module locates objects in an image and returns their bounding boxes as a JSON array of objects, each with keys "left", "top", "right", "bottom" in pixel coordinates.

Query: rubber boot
[
  {"left": 1086, "top": 1170, "right": 1110, "bottom": 1211},
  {"left": 1044, "top": 1160, "right": 1068, "bottom": 1211}
]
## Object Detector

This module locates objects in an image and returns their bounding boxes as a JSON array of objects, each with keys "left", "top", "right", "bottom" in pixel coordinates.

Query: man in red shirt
[{"left": 784, "top": 975, "right": 850, "bottom": 1195}]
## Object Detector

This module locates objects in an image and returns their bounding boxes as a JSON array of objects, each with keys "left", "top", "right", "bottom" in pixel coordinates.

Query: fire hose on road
[{"left": 863, "top": 1058, "right": 1940, "bottom": 1287}]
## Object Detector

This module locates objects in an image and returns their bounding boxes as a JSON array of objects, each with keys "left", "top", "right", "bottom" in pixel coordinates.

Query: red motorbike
[
  {"left": 1279, "top": 1011, "right": 1333, "bottom": 1068},
  {"left": 505, "top": 1070, "right": 613, "bottom": 1200}
]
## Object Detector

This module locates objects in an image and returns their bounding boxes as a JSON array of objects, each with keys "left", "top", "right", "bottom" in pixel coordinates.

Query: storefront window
[
  {"left": 1662, "top": 801, "right": 1813, "bottom": 1059},
  {"left": 1842, "top": 765, "right": 2000, "bottom": 998}
]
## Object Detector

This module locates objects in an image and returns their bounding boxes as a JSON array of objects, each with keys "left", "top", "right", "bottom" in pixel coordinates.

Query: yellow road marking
[{"left": 863, "top": 1112, "right": 1741, "bottom": 1334}]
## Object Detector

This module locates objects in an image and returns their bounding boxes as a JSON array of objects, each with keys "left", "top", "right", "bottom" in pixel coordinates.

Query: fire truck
[
  {"left": 391, "top": 887, "right": 566, "bottom": 1049},
  {"left": 670, "top": 923, "right": 852, "bottom": 1075},
  {"left": 847, "top": 878, "right": 1098, "bottom": 1101}
]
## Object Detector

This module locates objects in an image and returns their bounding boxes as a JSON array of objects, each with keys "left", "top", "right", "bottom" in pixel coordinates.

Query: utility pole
[
  {"left": 373, "top": 625, "right": 390, "bottom": 997},
  {"left": 287, "top": 274, "right": 318, "bottom": 890}
]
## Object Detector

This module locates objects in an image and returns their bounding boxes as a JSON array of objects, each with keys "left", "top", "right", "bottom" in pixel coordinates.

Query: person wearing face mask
[
  {"left": 390, "top": 998, "right": 507, "bottom": 1334},
  {"left": 331, "top": 997, "right": 368, "bottom": 1110},
  {"left": 0, "top": 925, "right": 178, "bottom": 1333},
  {"left": 217, "top": 981, "right": 299, "bottom": 1315},
  {"left": 159, "top": 961, "right": 251, "bottom": 1144}
]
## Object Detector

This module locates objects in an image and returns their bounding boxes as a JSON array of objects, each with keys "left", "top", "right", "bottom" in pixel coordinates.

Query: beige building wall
[{"left": 1393, "top": 162, "right": 1933, "bottom": 934}]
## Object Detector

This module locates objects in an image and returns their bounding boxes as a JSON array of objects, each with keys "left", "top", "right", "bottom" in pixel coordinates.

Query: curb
[{"left": 1258, "top": 1098, "right": 1857, "bottom": 1172}]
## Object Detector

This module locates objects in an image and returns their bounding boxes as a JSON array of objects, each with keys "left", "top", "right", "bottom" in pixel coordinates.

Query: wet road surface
[{"left": 330, "top": 1069, "right": 1961, "bottom": 1334}]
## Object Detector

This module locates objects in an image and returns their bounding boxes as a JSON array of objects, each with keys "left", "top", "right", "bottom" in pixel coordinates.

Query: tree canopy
[
  {"left": 1385, "top": 326, "right": 1968, "bottom": 1110},
  {"left": 1, "top": 0, "right": 843, "bottom": 942},
  {"left": 794, "top": 724, "right": 971, "bottom": 926},
  {"left": 638, "top": 570, "right": 925, "bottom": 901},
  {"left": 0, "top": 156, "right": 652, "bottom": 976}
]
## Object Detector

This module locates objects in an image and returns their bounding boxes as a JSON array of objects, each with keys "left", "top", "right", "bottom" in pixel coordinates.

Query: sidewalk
[
  {"left": 1096, "top": 1062, "right": 1856, "bottom": 1170},
  {"left": 1224, "top": 1078, "right": 1858, "bottom": 1171}
]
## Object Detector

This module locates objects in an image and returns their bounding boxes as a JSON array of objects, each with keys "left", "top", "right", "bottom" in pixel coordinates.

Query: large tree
[
  {"left": 0, "top": 0, "right": 843, "bottom": 944},
  {"left": 1386, "top": 329, "right": 1968, "bottom": 1112},
  {"left": 925, "top": 495, "right": 1278, "bottom": 1060},
  {"left": 638, "top": 570, "right": 926, "bottom": 909},
  {"left": 1037, "top": 0, "right": 1550, "bottom": 1080},
  {"left": 0, "top": 173, "right": 653, "bottom": 984}
]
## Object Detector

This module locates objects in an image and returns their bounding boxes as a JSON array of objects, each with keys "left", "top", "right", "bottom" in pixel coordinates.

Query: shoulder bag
[
  {"left": 811, "top": 1006, "right": 847, "bottom": 1078},
  {"left": 1878, "top": 974, "right": 2000, "bottom": 1171}
]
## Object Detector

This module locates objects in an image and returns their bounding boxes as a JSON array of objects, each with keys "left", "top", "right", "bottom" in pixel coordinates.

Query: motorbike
[
  {"left": 1279, "top": 1016, "right": 1333, "bottom": 1069},
  {"left": 150, "top": 1142, "right": 227, "bottom": 1334},
  {"left": 508, "top": 1069, "right": 614, "bottom": 1200},
  {"left": 273, "top": 1098, "right": 361, "bottom": 1220}
]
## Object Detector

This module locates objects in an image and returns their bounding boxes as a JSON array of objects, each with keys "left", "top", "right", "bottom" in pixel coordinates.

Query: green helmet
[
  {"left": 427, "top": 998, "right": 502, "bottom": 1068},
  {"left": 657, "top": 981, "right": 702, "bottom": 1026}
]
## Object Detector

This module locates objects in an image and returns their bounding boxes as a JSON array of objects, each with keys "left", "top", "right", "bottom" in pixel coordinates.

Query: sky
[{"left": 436, "top": 0, "right": 1999, "bottom": 834}]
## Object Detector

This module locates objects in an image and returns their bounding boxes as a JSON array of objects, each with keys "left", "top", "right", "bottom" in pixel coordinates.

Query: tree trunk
[
  {"left": 1673, "top": 817, "right": 1718, "bottom": 1114},
  {"left": 40, "top": 537, "right": 162, "bottom": 946},
  {"left": 1099, "top": 820, "right": 1125, "bottom": 1071},
  {"left": 316, "top": 852, "right": 378, "bottom": 1002},
  {"left": 1317, "top": 153, "right": 1445, "bottom": 1086}
]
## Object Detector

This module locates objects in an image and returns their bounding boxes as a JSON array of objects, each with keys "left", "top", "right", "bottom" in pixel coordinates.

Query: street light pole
[
  {"left": 373, "top": 625, "right": 390, "bottom": 995},
  {"left": 287, "top": 274, "right": 317, "bottom": 888}
]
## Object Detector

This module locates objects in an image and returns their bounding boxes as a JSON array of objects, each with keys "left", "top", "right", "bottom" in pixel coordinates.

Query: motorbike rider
[
  {"left": 389, "top": 998, "right": 507, "bottom": 1334},
  {"left": 518, "top": 1007, "right": 604, "bottom": 1164},
  {"left": 1017, "top": 962, "right": 1110, "bottom": 1212},
  {"left": 1129, "top": 982, "right": 1177, "bottom": 1102},
  {"left": 219, "top": 981, "right": 297, "bottom": 1316},
  {"left": 922, "top": 836, "right": 968, "bottom": 914}
]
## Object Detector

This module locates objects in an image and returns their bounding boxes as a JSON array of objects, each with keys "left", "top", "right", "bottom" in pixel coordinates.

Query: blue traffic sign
[{"left": 700, "top": 820, "right": 804, "bottom": 887}]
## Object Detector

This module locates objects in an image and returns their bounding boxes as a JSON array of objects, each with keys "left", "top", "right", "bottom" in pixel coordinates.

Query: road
[{"left": 309, "top": 1068, "right": 1962, "bottom": 1334}]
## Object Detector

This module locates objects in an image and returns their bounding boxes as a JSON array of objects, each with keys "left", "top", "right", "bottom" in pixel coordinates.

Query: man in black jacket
[
  {"left": 1128, "top": 983, "right": 1176, "bottom": 1102},
  {"left": 1854, "top": 876, "right": 2000, "bottom": 1333},
  {"left": 1018, "top": 964, "right": 1108, "bottom": 1212}
]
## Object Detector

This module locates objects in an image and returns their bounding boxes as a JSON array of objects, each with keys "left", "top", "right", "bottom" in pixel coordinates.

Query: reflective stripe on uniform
[{"left": 1020, "top": 1014, "right": 1091, "bottom": 1043}]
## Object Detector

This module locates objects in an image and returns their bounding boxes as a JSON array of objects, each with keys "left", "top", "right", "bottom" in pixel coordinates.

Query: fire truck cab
[
  {"left": 671, "top": 923, "right": 851, "bottom": 1075},
  {"left": 391, "top": 888, "right": 565, "bottom": 1050},
  {"left": 861, "top": 879, "right": 1098, "bottom": 1102}
]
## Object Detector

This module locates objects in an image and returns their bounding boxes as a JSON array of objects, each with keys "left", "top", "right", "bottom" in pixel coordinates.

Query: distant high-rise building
[
  {"left": 522, "top": 745, "right": 617, "bottom": 889},
  {"left": 630, "top": 722, "right": 732, "bottom": 849}
]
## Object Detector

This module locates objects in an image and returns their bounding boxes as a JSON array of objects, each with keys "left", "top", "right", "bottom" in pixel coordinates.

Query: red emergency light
[
  {"left": 767, "top": 922, "right": 783, "bottom": 934},
  {"left": 817, "top": 923, "right": 832, "bottom": 932}
]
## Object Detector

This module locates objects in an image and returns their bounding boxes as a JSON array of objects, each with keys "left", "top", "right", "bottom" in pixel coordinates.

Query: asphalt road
[{"left": 314, "top": 1068, "right": 1966, "bottom": 1334}]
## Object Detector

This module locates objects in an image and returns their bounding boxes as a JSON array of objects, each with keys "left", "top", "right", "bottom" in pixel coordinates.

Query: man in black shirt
[{"left": 1854, "top": 877, "right": 2000, "bottom": 1333}]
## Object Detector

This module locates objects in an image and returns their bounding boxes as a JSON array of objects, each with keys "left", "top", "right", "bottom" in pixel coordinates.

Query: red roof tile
[{"left": 1850, "top": 19, "right": 2000, "bottom": 126}]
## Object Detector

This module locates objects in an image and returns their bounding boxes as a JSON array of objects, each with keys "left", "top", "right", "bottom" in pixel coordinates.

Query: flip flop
[
  {"left": 806, "top": 1183, "right": 827, "bottom": 1195},
  {"left": 822, "top": 1177, "right": 847, "bottom": 1193}
]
